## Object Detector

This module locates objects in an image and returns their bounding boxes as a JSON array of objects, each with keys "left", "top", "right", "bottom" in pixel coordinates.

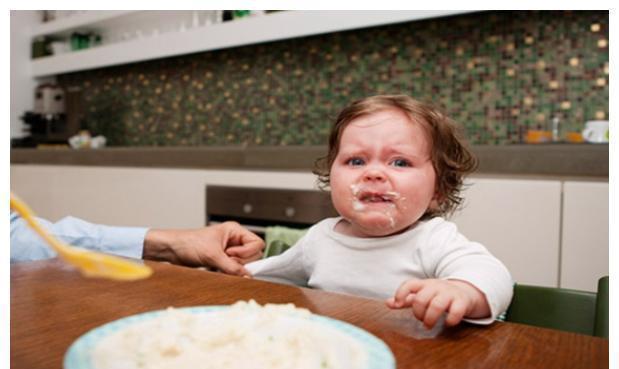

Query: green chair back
[
  {"left": 264, "top": 240, "right": 293, "bottom": 259},
  {"left": 263, "top": 226, "right": 308, "bottom": 258},
  {"left": 505, "top": 280, "right": 604, "bottom": 336},
  {"left": 594, "top": 276, "right": 609, "bottom": 338}
]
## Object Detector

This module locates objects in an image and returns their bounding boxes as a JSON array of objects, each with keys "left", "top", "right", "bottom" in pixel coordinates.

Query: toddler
[{"left": 246, "top": 95, "right": 513, "bottom": 328}]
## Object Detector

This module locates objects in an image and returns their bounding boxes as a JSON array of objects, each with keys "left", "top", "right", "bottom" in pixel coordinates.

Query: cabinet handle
[
  {"left": 243, "top": 203, "right": 253, "bottom": 214},
  {"left": 285, "top": 206, "right": 296, "bottom": 218}
]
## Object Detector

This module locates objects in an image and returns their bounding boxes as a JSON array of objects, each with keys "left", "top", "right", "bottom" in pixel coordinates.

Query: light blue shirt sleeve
[{"left": 10, "top": 212, "right": 148, "bottom": 263}]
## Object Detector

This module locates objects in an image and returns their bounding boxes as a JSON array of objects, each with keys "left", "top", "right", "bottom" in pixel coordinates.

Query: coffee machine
[{"left": 15, "top": 84, "right": 82, "bottom": 147}]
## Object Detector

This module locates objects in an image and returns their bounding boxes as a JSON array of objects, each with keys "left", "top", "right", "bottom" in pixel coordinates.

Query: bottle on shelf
[
  {"left": 31, "top": 37, "right": 51, "bottom": 59},
  {"left": 222, "top": 10, "right": 233, "bottom": 22},
  {"left": 551, "top": 116, "right": 561, "bottom": 142}
]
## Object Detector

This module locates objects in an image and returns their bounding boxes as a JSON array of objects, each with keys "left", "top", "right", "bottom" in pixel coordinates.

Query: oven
[{"left": 206, "top": 185, "right": 338, "bottom": 238}]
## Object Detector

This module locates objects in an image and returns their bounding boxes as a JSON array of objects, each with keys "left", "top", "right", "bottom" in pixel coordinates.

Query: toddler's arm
[
  {"left": 385, "top": 278, "right": 489, "bottom": 329},
  {"left": 391, "top": 219, "right": 513, "bottom": 327}
]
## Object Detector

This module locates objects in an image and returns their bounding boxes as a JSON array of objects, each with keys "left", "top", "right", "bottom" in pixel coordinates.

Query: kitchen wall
[
  {"left": 57, "top": 10, "right": 608, "bottom": 146},
  {"left": 11, "top": 11, "right": 41, "bottom": 138}
]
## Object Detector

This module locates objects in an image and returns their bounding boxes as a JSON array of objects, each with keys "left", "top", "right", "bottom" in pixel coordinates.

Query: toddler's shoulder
[
  {"left": 413, "top": 216, "right": 467, "bottom": 246},
  {"left": 415, "top": 216, "right": 458, "bottom": 234},
  {"left": 298, "top": 217, "right": 341, "bottom": 242}
]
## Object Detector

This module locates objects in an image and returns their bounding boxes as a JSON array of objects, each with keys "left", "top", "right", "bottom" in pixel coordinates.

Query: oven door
[{"left": 206, "top": 185, "right": 337, "bottom": 257}]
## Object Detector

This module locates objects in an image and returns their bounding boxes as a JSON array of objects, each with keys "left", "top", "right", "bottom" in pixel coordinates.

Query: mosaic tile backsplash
[{"left": 58, "top": 10, "right": 609, "bottom": 146}]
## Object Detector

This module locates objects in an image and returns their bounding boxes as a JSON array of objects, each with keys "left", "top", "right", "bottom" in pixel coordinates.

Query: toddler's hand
[{"left": 385, "top": 278, "right": 490, "bottom": 329}]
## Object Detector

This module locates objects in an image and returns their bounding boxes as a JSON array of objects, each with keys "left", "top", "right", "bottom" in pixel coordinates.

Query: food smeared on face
[{"left": 349, "top": 184, "right": 403, "bottom": 228}]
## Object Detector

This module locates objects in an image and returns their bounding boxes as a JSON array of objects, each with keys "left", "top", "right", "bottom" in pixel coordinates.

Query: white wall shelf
[
  {"left": 30, "top": 10, "right": 139, "bottom": 38},
  {"left": 30, "top": 10, "right": 469, "bottom": 78}
]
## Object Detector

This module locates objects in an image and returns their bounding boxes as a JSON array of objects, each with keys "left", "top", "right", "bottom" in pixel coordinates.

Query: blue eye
[
  {"left": 346, "top": 157, "right": 365, "bottom": 166},
  {"left": 391, "top": 158, "right": 411, "bottom": 167}
]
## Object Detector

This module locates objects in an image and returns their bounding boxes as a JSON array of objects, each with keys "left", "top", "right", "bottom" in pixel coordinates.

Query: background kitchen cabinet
[
  {"left": 10, "top": 165, "right": 608, "bottom": 291},
  {"left": 10, "top": 165, "right": 316, "bottom": 228},
  {"left": 449, "top": 178, "right": 562, "bottom": 288},
  {"left": 560, "top": 181, "right": 609, "bottom": 291}
]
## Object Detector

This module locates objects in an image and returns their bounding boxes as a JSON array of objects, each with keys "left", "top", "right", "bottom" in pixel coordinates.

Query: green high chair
[
  {"left": 505, "top": 276, "right": 608, "bottom": 338},
  {"left": 263, "top": 226, "right": 308, "bottom": 258}
]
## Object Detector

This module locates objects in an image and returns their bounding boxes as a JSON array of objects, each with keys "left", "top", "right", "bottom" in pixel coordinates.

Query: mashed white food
[{"left": 93, "top": 300, "right": 367, "bottom": 369}]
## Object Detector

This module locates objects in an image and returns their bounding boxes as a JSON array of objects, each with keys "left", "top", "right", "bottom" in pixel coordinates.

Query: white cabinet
[
  {"left": 560, "top": 181, "right": 609, "bottom": 291},
  {"left": 10, "top": 165, "right": 317, "bottom": 229},
  {"left": 449, "top": 178, "right": 562, "bottom": 288}
]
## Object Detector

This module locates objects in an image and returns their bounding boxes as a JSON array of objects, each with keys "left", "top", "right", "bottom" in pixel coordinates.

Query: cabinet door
[
  {"left": 10, "top": 165, "right": 317, "bottom": 229},
  {"left": 449, "top": 178, "right": 562, "bottom": 287},
  {"left": 560, "top": 181, "right": 609, "bottom": 291}
]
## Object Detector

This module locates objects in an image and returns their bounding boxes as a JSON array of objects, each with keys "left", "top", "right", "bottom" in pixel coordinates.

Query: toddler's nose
[{"left": 363, "top": 168, "right": 386, "bottom": 182}]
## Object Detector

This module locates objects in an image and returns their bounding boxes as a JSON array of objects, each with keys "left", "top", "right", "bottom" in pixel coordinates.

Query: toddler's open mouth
[
  {"left": 350, "top": 184, "right": 401, "bottom": 212},
  {"left": 358, "top": 192, "right": 396, "bottom": 203},
  {"left": 356, "top": 190, "right": 401, "bottom": 205}
]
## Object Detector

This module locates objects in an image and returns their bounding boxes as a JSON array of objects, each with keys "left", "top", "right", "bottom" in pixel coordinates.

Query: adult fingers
[
  {"left": 225, "top": 241, "right": 264, "bottom": 260},
  {"left": 209, "top": 249, "right": 250, "bottom": 277},
  {"left": 224, "top": 222, "right": 264, "bottom": 245},
  {"left": 227, "top": 255, "right": 243, "bottom": 264},
  {"left": 221, "top": 223, "right": 265, "bottom": 258},
  {"left": 225, "top": 249, "right": 263, "bottom": 264}
]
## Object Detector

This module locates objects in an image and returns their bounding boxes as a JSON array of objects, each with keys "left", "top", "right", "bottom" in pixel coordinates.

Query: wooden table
[{"left": 11, "top": 259, "right": 608, "bottom": 369}]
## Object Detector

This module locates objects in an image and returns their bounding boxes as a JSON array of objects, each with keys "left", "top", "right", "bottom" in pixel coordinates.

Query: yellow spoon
[{"left": 10, "top": 192, "right": 152, "bottom": 281}]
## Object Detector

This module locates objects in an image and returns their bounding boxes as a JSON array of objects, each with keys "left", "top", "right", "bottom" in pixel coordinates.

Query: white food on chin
[
  {"left": 352, "top": 199, "right": 366, "bottom": 211},
  {"left": 348, "top": 184, "right": 401, "bottom": 229},
  {"left": 388, "top": 213, "right": 396, "bottom": 228}
]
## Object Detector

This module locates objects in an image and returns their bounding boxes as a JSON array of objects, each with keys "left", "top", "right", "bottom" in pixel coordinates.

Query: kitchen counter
[{"left": 10, "top": 144, "right": 608, "bottom": 178}]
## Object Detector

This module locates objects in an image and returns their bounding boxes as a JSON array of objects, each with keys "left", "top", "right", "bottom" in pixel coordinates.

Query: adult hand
[
  {"left": 142, "top": 221, "right": 264, "bottom": 276},
  {"left": 385, "top": 278, "right": 490, "bottom": 328}
]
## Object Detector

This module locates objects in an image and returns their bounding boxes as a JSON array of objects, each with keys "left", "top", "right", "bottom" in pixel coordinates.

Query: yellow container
[
  {"left": 565, "top": 131, "right": 584, "bottom": 143},
  {"left": 525, "top": 130, "right": 552, "bottom": 144}
]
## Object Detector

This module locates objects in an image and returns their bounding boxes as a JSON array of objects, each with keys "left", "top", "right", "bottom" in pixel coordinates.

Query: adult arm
[
  {"left": 10, "top": 212, "right": 146, "bottom": 263},
  {"left": 10, "top": 214, "right": 263, "bottom": 276}
]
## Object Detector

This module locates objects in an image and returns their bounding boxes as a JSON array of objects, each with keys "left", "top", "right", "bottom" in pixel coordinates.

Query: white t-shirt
[{"left": 246, "top": 217, "right": 513, "bottom": 324}]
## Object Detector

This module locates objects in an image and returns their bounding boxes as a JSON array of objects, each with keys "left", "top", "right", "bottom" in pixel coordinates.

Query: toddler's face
[{"left": 329, "top": 108, "right": 437, "bottom": 237}]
